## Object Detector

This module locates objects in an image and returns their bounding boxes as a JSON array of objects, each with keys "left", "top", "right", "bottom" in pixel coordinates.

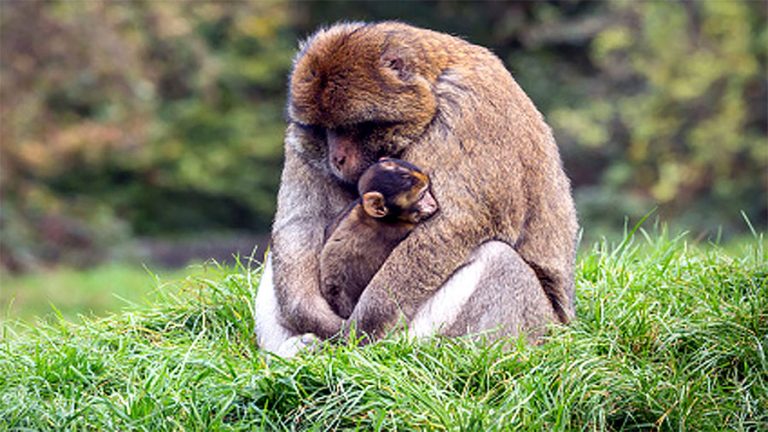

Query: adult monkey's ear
[
  {"left": 380, "top": 45, "right": 412, "bottom": 81},
  {"left": 362, "top": 192, "right": 388, "bottom": 218}
]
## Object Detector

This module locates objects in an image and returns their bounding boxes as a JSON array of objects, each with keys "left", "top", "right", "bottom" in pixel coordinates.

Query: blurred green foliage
[
  {"left": 0, "top": 263, "right": 202, "bottom": 329},
  {"left": 551, "top": 0, "right": 768, "bottom": 235},
  {"left": 0, "top": 0, "right": 765, "bottom": 271},
  {"left": 1, "top": 2, "right": 289, "bottom": 270}
]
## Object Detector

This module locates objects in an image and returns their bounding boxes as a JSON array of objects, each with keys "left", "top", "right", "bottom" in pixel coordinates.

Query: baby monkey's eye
[{"left": 416, "top": 185, "right": 430, "bottom": 199}]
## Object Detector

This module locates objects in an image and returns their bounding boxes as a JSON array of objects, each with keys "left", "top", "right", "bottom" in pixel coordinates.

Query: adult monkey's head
[{"left": 286, "top": 22, "right": 449, "bottom": 185}]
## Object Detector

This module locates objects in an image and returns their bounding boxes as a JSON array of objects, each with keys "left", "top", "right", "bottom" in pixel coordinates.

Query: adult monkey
[{"left": 255, "top": 22, "right": 578, "bottom": 354}]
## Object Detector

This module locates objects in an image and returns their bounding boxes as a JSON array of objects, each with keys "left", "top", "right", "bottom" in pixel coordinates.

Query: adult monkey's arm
[
  {"left": 344, "top": 107, "right": 523, "bottom": 340},
  {"left": 271, "top": 138, "right": 351, "bottom": 339}
]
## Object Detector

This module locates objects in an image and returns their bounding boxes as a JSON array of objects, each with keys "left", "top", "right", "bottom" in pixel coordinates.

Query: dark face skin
[
  {"left": 326, "top": 124, "right": 382, "bottom": 184},
  {"left": 393, "top": 185, "right": 438, "bottom": 224}
]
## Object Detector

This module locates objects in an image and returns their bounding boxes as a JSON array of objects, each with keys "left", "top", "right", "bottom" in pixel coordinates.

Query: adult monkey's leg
[
  {"left": 410, "top": 241, "right": 557, "bottom": 342},
  {"left": 255, "top": 255, "right": 325, "bottom": 357},
  {"left": 254, "top": 255, "right": 296, "bottom": 352},
  {"left": 258, "top": 241, "right": 558, "bottom": 355}
]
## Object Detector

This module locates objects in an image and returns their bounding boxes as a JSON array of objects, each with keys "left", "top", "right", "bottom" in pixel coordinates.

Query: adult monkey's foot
[{"left": 275, "top": 333, "right": 321, "bottom": 358}]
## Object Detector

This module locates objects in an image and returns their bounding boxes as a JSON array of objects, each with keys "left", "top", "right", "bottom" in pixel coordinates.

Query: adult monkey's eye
[
  {"left": 356, "top": 121, "right": 378, "bottom": 136},
  {"left": 296, "top": 122, "right": 325, "bottom": 139},
  {"left": 359, "top": 120, "right": 401, "bottom": 134}
]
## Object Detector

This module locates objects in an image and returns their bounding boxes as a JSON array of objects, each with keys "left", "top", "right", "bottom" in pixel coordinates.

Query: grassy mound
[{"left": 1, "top": 232, "right": 766, "bottom": 430}]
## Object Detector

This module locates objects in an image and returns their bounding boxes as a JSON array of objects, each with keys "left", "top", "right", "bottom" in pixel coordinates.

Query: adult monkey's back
[{"left": 255, "top": 22, "right": 578, "bottom": 352}]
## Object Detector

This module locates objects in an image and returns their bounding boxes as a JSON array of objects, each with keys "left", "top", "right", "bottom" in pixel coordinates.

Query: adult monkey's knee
[
  {"left": 456, "top": 242, "right": 558, "bottom": 342},
  {"left": 410, "top": 241, "right": 558, "bottom": 342}
]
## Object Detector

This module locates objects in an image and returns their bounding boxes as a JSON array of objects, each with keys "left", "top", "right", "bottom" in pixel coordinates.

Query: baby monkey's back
[{"left": 320, "top": 158, "right": 439, "bottom": 318}]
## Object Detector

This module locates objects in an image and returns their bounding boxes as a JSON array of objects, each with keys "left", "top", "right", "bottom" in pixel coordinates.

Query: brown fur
[
  {"left": 319, "top": 159, "right": 437, "bottom": 319},
  {"left": 320, "top": 204, "right": 412, "bottom": 319},
  {"left": 271, "top": 22, "right": 578, "bottom": 342}
]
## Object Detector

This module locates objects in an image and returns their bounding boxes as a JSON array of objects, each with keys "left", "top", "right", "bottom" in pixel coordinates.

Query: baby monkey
[{"left": 320, "top": 158, "right": 439, "bottom": 319}]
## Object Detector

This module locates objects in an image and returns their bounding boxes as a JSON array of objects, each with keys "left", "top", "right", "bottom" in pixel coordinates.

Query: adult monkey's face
[{"left": 287, "top": 23, "right": 439, "bottom": 185}]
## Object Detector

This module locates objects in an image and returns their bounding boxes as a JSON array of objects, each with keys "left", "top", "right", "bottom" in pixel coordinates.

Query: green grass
[
  {"left": 1, "top": 231, "right": 766, "bottom": 430},
  {"left": 0, "top": 264, "right": 203, "bottom": 329}
]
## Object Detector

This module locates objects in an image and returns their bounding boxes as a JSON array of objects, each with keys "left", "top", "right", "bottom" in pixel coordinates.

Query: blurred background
[{"left": 1, "top": 1, "right": 766, "bottom": 324}]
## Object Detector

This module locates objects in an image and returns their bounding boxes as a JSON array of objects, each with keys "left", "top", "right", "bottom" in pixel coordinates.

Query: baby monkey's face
[
  {"left": 358, "top": 158, "right": 439, "bottom": 224},
  {"left": 400, "top": 178, "right": 438, "bottom": 223}
]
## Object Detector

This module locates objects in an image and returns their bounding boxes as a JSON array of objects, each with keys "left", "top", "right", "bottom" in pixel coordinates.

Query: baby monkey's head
[{"left": 357, "top": 158, "right": 438, "bottom": 224}]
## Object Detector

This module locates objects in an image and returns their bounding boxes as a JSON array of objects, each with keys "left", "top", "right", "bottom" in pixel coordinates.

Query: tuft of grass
[{"left": 1, "top": 232, "right": 766, "bottom": 430}]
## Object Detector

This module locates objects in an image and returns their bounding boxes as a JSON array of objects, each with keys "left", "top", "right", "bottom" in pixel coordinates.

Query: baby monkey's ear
[{"left": 362, "top": 192, "right": 388, "bottom": 218}]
